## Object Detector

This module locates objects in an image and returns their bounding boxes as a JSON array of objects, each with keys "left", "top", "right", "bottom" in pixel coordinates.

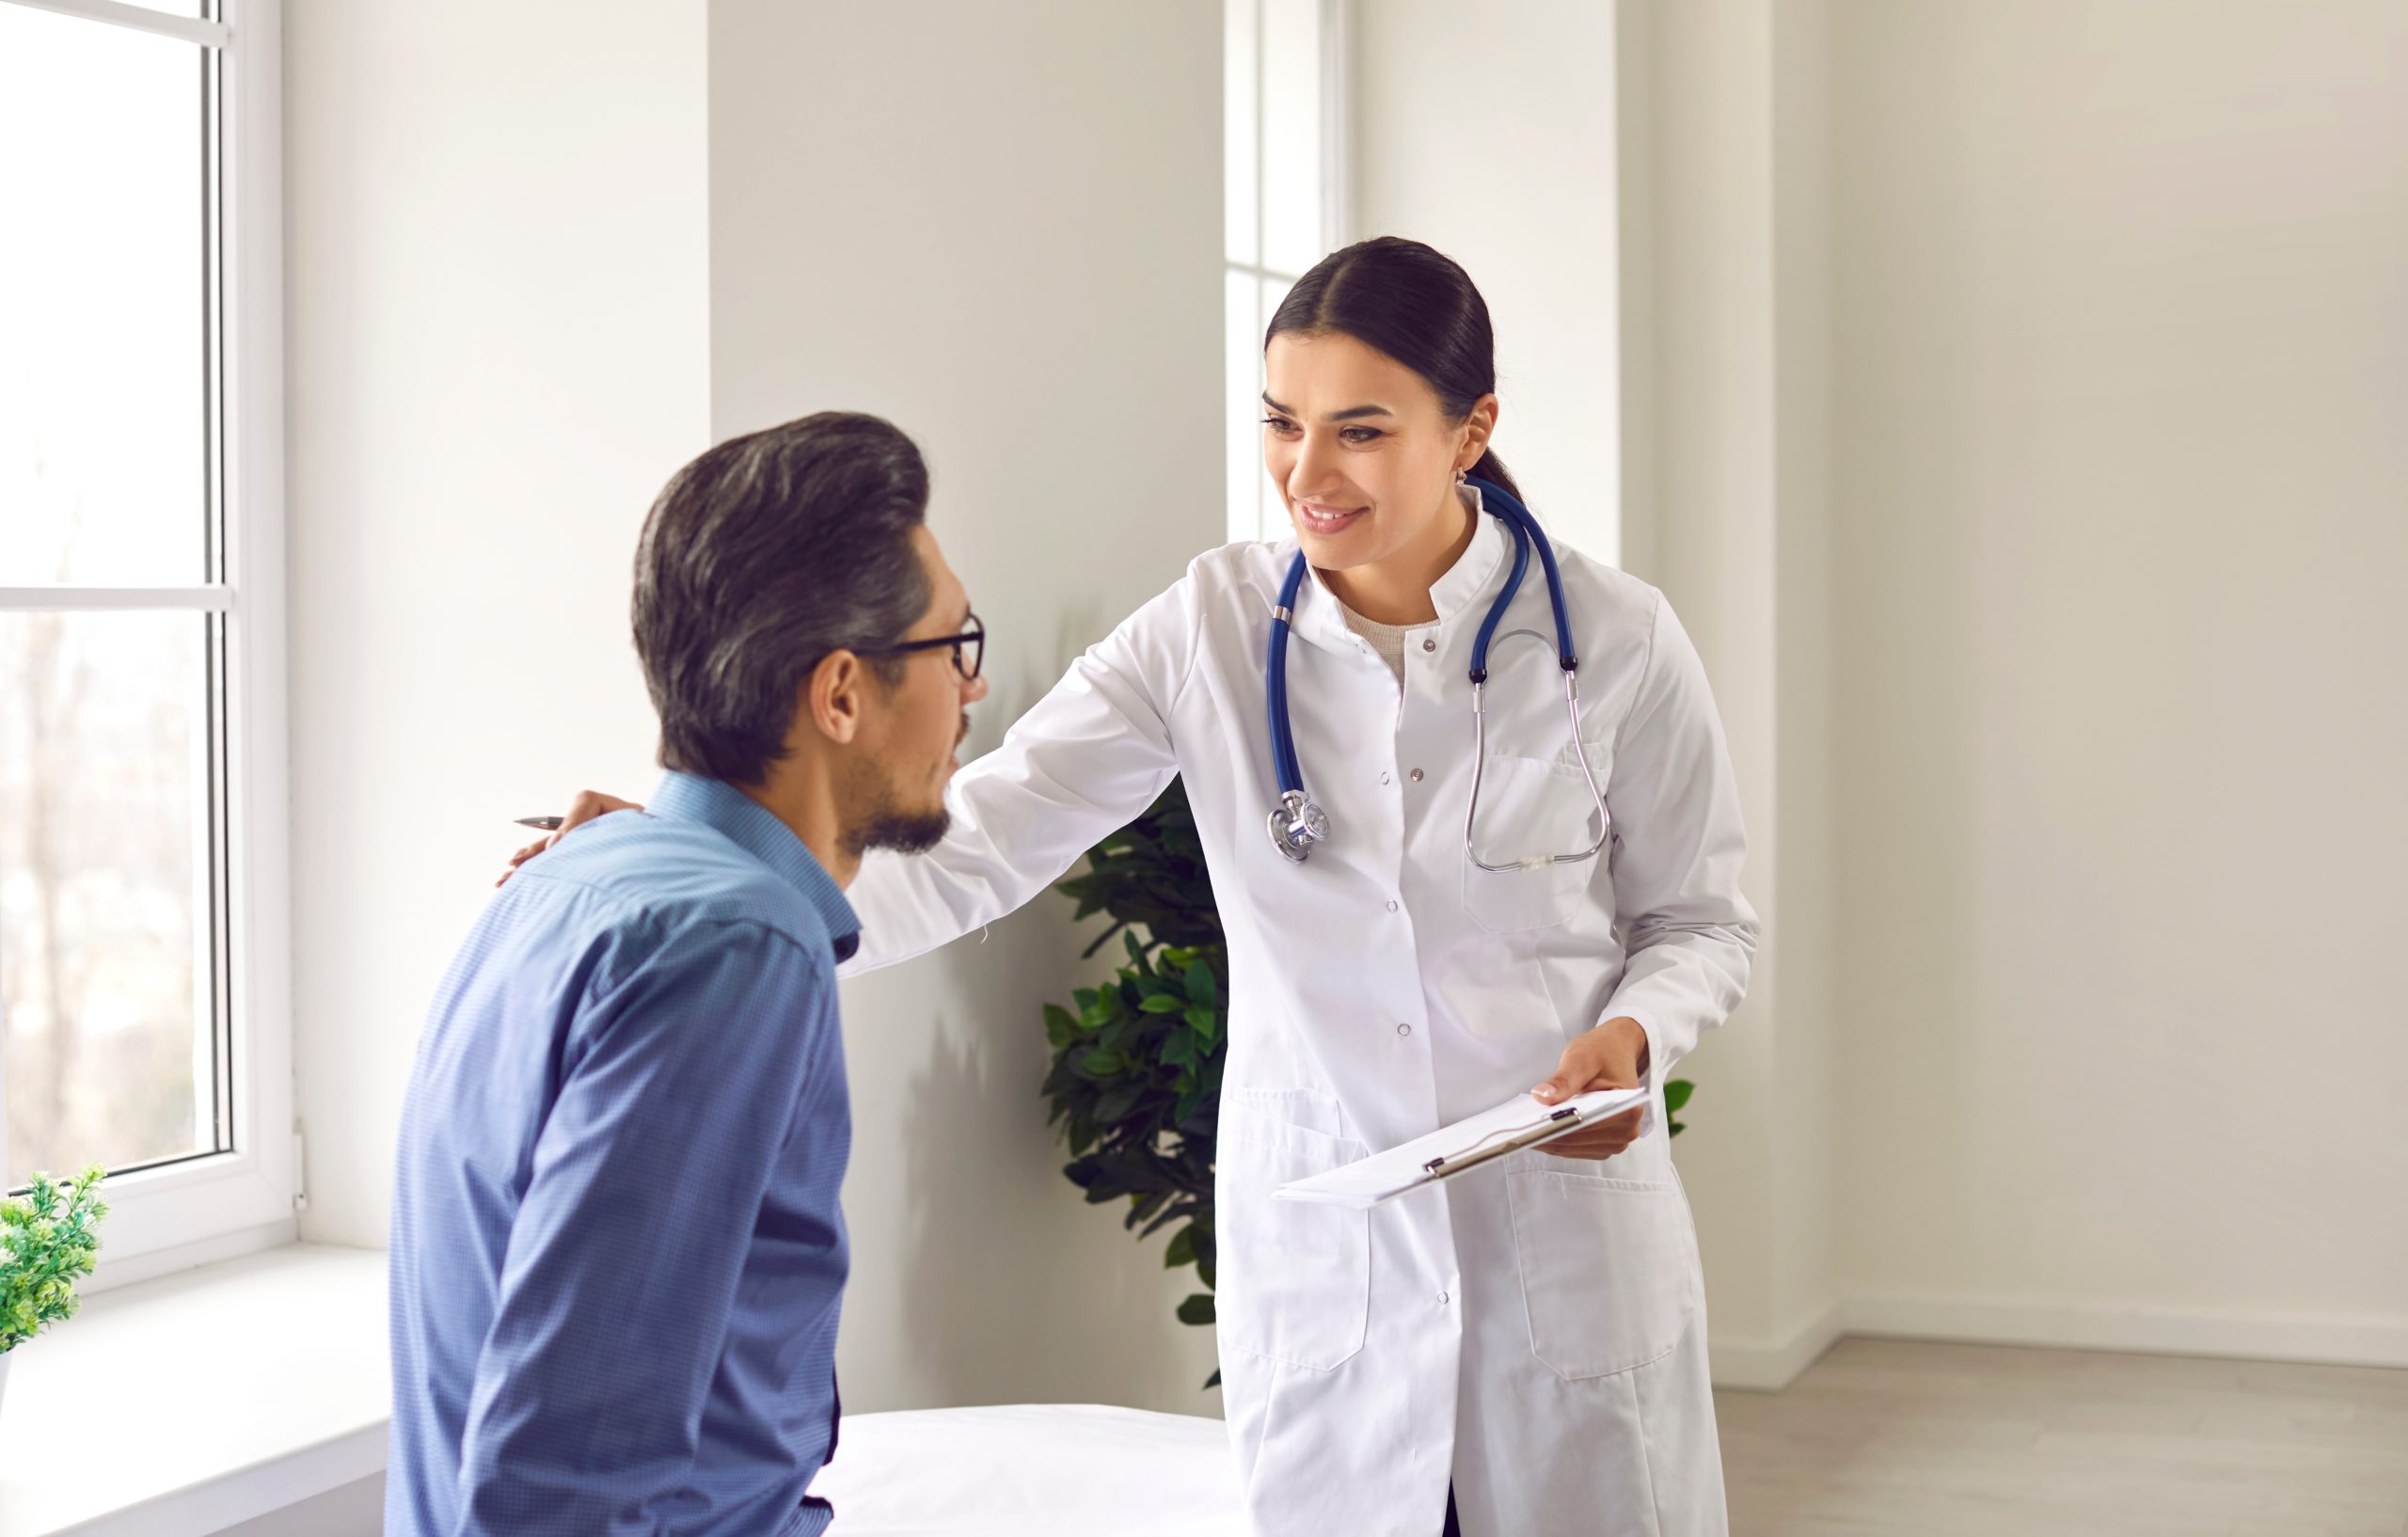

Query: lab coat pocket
[
  {"left": 1505, "top": 1165, "right": 1701, "bottom": 1380},
  {"left": 1462, "top": 753, "right": 1603, "bottom": 933},
  {"left": 1215, "top": 1100, "right": 1371, "bottom": 1372}
]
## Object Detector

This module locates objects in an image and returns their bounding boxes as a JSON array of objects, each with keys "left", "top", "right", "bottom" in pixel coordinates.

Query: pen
[{"left": 515, "top": 816, "right": 563, "bottom": 830}]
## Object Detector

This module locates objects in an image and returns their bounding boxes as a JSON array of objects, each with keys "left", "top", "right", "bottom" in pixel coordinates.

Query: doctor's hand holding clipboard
[
  {"left": 1525, "top": 1014, "right": 1651, "bottom": 1162},
  {"left": 502, "top": 236, "right": 1756, "bottom": 1537}
]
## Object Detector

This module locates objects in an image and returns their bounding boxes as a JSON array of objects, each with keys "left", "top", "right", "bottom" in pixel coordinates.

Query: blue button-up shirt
[{"left": 389, "top": 772, "right": 857, "bottom": 1537}]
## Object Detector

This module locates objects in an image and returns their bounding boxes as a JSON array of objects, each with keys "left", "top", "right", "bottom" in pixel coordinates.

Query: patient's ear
[{"left": 803, "top": 651, "right": 867, "bottom": 746}]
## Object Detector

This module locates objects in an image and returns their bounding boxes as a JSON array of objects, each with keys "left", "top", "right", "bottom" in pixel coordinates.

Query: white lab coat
[{"left": 840, "top": 486, "right": 1758, "bottom": 1537}]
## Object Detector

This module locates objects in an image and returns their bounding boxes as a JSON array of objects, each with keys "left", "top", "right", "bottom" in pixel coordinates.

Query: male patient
[{"left": 388, "top": 412, "right": 988, "bottom": 1535}]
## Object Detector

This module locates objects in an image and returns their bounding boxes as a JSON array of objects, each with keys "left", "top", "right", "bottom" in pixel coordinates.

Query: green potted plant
[
  {"left": 1039, "top": 780, "right": 1693, "bottom": 1389},
  {"left": 0, "top": 1165, "right": 109, "bottom": 1415},
  {"left": 1042, "top": 782, "right": 1225, "bottom": 1384}
]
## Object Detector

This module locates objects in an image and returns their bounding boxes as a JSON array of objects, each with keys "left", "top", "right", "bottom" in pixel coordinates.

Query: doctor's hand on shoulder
[
  {"left": 1529, "top": 1017, "right": 1651, "bottom": 1161},
  {"left": 496, "top": 788, "right": 642, "bottom": 886}
]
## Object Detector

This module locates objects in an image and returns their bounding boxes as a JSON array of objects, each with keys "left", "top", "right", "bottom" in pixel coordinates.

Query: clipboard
[{"left": 1272, "top": 1085, "right": 1651, "bottom": 1210}]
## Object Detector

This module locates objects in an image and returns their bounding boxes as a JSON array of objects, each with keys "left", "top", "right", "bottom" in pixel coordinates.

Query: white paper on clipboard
[{"left": 1272, "top": 1085, "right": 1652, "bottom": 1210}]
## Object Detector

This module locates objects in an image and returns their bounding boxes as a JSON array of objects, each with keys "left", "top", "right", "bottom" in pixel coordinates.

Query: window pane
[
  {"left": 0, "top": 6, "right": 208, "bottom": 586},
  {"left": 1258, "top": 274, "right": 1294, "bottom": 541},
  {"left": 1227, "top": 267, "right": 1266, "bottom": 545},
  {"left": 1224, "top": 0, "right": 1259, "bottom": 266},
  {"left": 1259, "top": 0, "right": 1324, "bottom": 277},
  {"left": 2, "top": 610, "right": 217, "bottom": 1189}
]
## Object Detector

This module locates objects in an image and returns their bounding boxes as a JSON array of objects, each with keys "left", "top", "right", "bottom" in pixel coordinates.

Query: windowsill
[{"left": 0, "top": 1244, "right": 388, "bottom": 1537}]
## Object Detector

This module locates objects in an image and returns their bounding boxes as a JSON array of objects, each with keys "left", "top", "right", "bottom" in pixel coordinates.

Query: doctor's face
[{"left": 1260, "top": 329, "right": 1483, "bottom": 575}]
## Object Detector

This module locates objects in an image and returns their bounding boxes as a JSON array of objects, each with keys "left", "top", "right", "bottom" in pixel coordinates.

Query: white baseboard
[
  {"left": 1708, "top": 1299, "right": 1846, "bottom": 1390},
  {"left": 1708, "top": 1292, "right": 2408, "bottom": 1391},
  {"left": 1841, "top": 1292, "right": 2408, "bottom": 1371}
]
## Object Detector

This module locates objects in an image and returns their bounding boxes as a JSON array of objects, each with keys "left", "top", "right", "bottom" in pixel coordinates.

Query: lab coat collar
[{"left": 1288, "top": 483, "right": 1508, "bottom": 654}]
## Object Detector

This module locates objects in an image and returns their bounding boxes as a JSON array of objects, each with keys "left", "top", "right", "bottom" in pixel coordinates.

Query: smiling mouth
[{"left": 1298, "top": 502, "right": 1365, "bottom": 535}]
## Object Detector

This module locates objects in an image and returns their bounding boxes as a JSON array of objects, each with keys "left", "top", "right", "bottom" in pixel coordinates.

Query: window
[
  {"left": 1, "top": 0, "right": 291, "bottom": 1271},
  {"left": 1225, "top": 0, "right": 1351, "bottom": 546}
]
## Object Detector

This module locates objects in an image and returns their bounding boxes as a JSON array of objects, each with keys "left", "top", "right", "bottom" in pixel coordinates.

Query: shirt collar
[
  {"left": 646, "top": 770, "right": 862, "bottom": 962},
  {"left": 1288, "top": 483, "right": 1510, "bottom": 651}
]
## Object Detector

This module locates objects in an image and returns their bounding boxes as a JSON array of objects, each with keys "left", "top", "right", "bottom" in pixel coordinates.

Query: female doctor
[{"left": 529, "top": 236, "right": 1755, "bottom": 1537}]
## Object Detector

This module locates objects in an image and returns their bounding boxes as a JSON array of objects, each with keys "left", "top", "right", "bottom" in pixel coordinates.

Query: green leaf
[
  {"left": 1136, "top": 993, "right": 1187, "bottom": 1014},
  {"left": 1664, "top": 1078, "right": 1695, "bottom": 1114},
  {"left": 1043, "top": 1004, "right": 1078, "bottom": 1048},
  {"left": 1182, "top": 962, "right": 1218, "bottom": 1007},
  {"left": 1184, "top": 1006, "right": 1218, "bottom": 1042},
  {"left": 1177, "top": 1292, "right": 1217, "bottom": 1327}
]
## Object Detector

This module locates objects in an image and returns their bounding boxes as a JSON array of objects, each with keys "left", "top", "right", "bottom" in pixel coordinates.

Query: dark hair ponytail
[{"left": 1265, "top": 235, "right": 1524, "bottom": 505}]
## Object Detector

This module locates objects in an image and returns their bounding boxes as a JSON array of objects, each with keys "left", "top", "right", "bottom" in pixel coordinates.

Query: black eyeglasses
[{"left": 862, "top": 611, "right": 984, "bottom": 680}]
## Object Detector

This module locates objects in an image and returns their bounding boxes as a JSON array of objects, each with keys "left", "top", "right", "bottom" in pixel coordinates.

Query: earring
[{"left": 1455, "top": 466, "right": 1468, "bottom": 484}]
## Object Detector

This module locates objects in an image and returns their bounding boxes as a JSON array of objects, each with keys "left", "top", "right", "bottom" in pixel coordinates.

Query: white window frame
[
  {"left": 1225, "top": 0, "right": 1354, "bottom": 547},
  {"left": 0, "top": 0, "right": 292, "bottom": 1286}
]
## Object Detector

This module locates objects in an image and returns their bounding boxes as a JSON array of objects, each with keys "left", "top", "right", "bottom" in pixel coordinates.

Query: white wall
[
  {"left": 1768, "top": 0, "right": 1844, "bottom": 1377},
  {"left": 1614, "top": 0, "right": 1846, "bottom": 1386},
  {"left": 1351, "top": 0, "right": 1622, "bottom": 565},
  {"left": 284, "top": 0, "right": 711, "bottom": 1244},
  {"left": 1828, "top": 0, "right": 2408, "bottom": 1360},
  {"left": 1624, "top": 0, "right": 2408, "bottom": 1379},
  {"left": 707, "top": 0, "right": 1227, "bottom": 1414}
]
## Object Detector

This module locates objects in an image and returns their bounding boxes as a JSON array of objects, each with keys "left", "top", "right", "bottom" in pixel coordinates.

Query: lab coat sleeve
[
  {"left": 839, "top": 574, "right": 1196, "bottom": 974},
  {"left": 1599, "top": 589, "right": 1760, "bottom": 1095}
]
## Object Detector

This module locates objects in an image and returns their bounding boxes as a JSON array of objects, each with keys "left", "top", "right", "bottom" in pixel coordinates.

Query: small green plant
[
  {"left": 1042, "top": 782, "right": 1224, "bottom": 1384},
  {"left": 2, "top": 1165, "right": 109, "bottom": 1354},
  {"left": 1039, "top": 778, "right": 1698, "bottom": 1390}
]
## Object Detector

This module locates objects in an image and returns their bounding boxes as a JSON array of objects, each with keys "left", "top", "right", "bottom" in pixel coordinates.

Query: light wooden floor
[{"left": 1715, "top": 1339, "right": 2408, "bottom": 1537}]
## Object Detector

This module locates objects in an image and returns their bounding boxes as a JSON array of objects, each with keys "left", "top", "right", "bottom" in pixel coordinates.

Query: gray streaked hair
[{"left": 631, "top": 411, "right": 932, "bottom": 785}]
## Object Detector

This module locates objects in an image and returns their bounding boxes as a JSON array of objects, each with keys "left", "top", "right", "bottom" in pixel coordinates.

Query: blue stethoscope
[{"left": 1265, "top": 475, "right": 1610, "bottom": 868}]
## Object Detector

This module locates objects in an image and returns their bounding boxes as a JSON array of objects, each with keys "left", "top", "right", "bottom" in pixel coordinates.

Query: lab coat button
[
  {"left": 1386, "top": 899, "right": 1398, "bottom": 912},
  {"left": 1380, "top": 770, "right": 1390, "bottom": 785},
  {"left": 1422, "top": 637, "right": 1437, "bottom": 653},
  {"left": 1396, "top": 1022, "right": 1413, "bottom": 1037},
  {"left": 1437, "top": 1290, "right": 1450, "bottom": 1305},
  {"left": 1409, "top": 768, "right": 1425, "bottom": 783}
]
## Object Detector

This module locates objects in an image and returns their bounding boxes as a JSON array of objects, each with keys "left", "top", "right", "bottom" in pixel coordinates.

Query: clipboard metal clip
[{"left": 1419, "top": 1105, "right": 1581, "bottom": 1180}]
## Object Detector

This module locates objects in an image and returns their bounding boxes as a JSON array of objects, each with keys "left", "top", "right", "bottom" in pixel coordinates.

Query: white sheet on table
[{"left": 803, "top": 1403, "right": 1244, "bottom": 1536}]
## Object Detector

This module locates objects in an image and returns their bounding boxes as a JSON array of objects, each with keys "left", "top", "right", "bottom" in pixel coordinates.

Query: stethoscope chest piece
[{"left": 1267, "top": 789, "right": 1328, "bottom": 864}]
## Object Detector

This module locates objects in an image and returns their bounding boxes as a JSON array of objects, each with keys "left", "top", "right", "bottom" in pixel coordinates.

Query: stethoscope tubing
[{"left": 1265, "top": 476, "right": 1608, "bottom": 868}]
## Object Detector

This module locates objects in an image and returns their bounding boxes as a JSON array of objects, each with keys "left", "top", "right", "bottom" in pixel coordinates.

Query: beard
[
  {"left": 839, "top": 754, "right": 952, "bottom": 859},
  {"left": 846, "top": 802, "right": 951, "bottom": 858}
]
